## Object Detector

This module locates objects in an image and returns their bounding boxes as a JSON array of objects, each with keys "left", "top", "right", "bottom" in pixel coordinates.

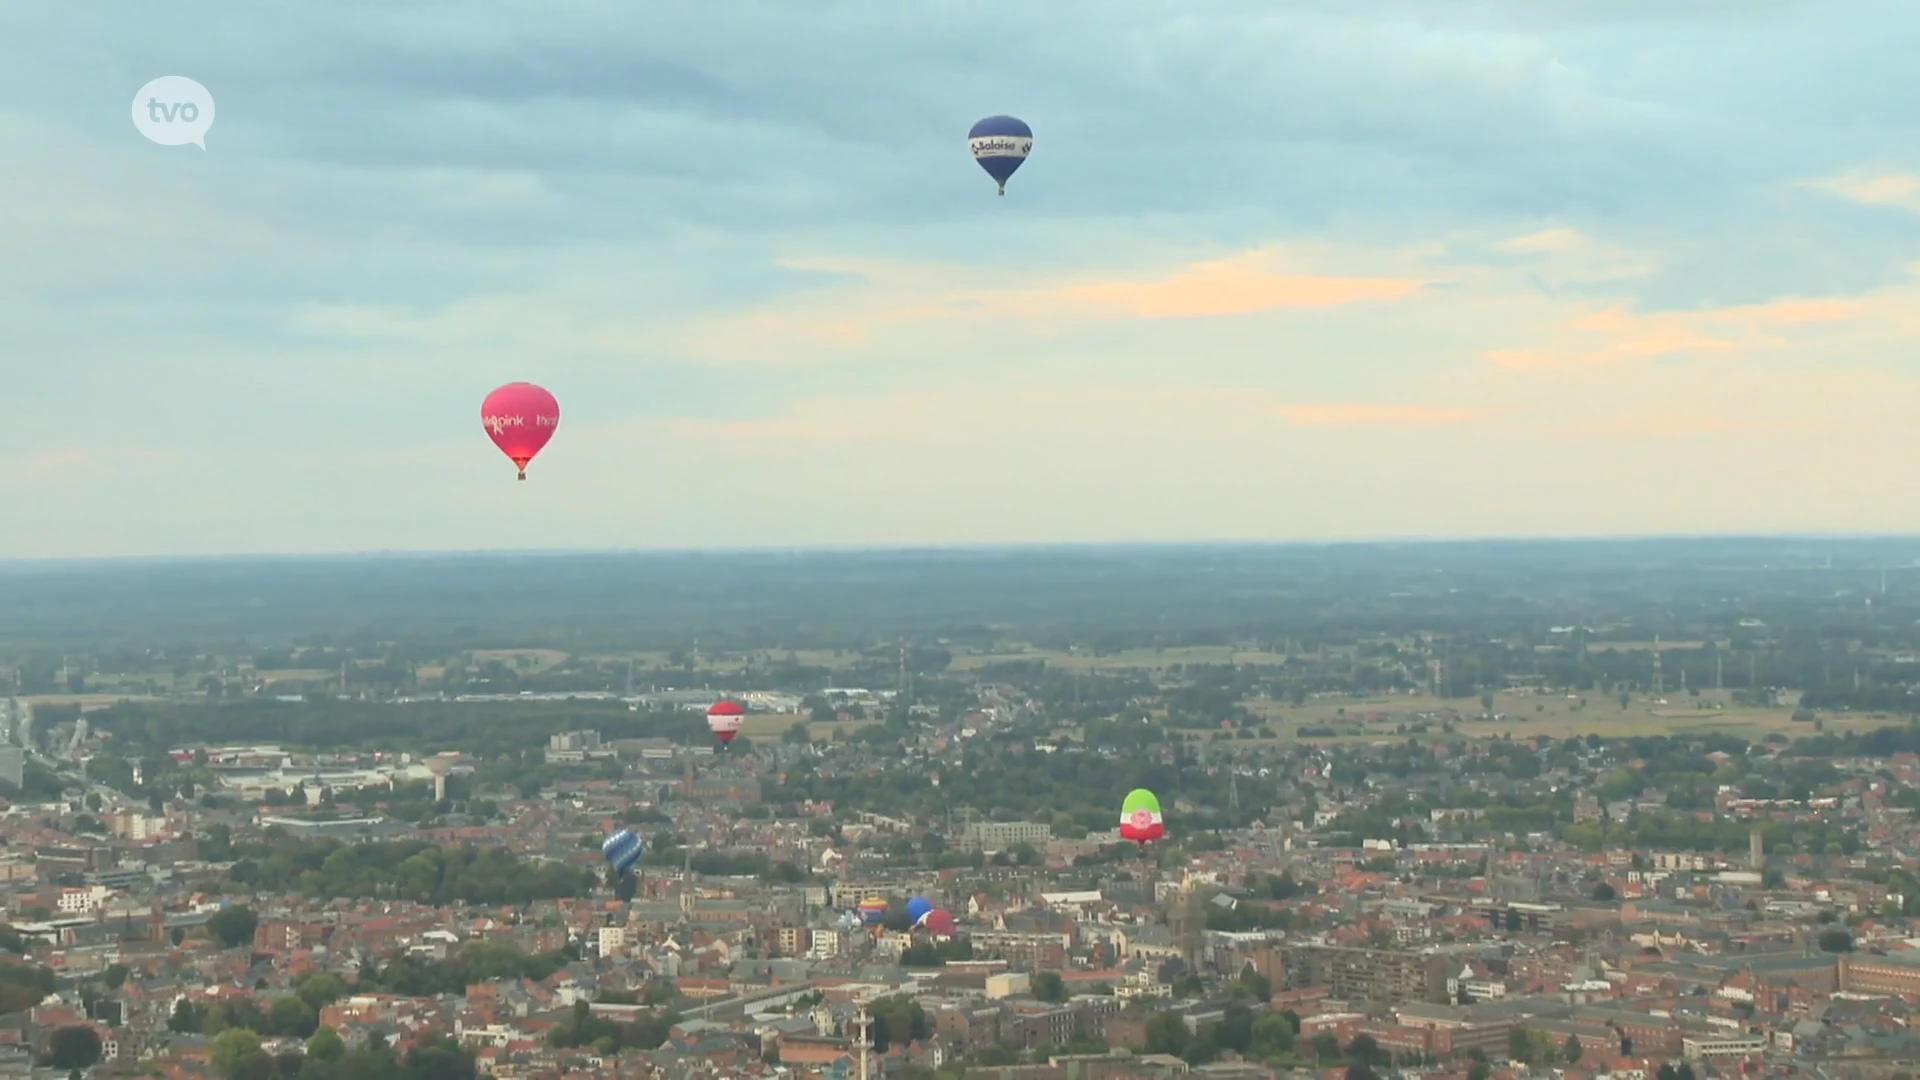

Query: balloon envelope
[
  {"left": 923, "top": 909, "right": 957, "bottom": 937},
  {"left": 1120, "top": 787, "right": 1165, "bottom": 844},
  {"left": 602, "top": 828, "right": 644, "bottom": 875},
  {"left": 906, "top": 896, "right": 933, "bottom": 925},
  {"left": 857, "top": 897, "right": 888, "bottom": 925},
  {"left": 968, "top": 115, "right": 1032, "bottom": 194},
  {"left": 481, "top": 382, "right": 560, "bottom": 479},
  {"left": 707, "top": 700, "right": 745, "bottom": 744}
]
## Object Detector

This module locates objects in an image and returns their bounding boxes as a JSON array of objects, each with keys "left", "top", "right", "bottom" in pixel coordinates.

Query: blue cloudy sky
[{"left": 4, "top": 0, "right": 1919, "bottom": 557}]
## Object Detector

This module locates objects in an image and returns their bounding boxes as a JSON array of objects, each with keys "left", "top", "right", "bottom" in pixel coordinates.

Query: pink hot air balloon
[
  {"left": 707, "top": 700, "right": 745, "bottom": 747},
  {"left": 922, "top": 909, "right": 957, "bottom": 938},
  {"left": 481, "top": 382, "right": 560, "bottom": 480}
]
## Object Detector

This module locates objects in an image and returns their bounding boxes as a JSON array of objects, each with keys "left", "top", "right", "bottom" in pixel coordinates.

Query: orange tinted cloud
[
  {"left": 1703, "top": 297, "right": 1867, "bottom": 325},
  {"left": 1488, "top": 293, "right": 1867, "bottom": 371},
  {"left": 1276, "top": 403, "right": 1504, "bottom": 426},
  {"left": 1497, "top": 228, "right": 1593, "bottom": 254},
  {"left": 695, "top": 248, "right": 1426, "bottom": 359},
  {"left": 661, "top": 385, "right": 1280, "bottom": 447},
  {"left": 1063, "top": 252, "right": 1423, "bottom": 318},
  {"left": 1803, "top": 171, "right": 1920, "bottom": 211},
  {"left": 1567, "top": 412, "right": 1803, "bottom": 438}
]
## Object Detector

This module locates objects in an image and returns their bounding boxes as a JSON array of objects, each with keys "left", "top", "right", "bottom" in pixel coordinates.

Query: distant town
[{"left": 2, "top": 542, "right": 1919, "bottom": 1080}]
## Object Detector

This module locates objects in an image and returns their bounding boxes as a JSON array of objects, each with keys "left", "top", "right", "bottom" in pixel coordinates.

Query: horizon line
[{"left": 3, "top": 530, "right": 1919, "bottom": 568}]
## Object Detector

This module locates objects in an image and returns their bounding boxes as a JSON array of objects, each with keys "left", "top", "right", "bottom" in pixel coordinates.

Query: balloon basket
[{"left": 516, "top": 471, "right": 526, "bottom": 481}]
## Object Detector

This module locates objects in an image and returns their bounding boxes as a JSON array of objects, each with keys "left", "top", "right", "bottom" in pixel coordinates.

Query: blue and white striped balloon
[
  {"left": 968, "top": 115, "right": 1033, "bottom": 195},
  {"left": 602, "top": 829, "right": 644, "bottom": 875}
]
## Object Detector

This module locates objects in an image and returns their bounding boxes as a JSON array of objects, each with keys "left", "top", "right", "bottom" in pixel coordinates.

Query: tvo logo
[{"left": 131, "top": 76, "right": 215, "bottom": 149}]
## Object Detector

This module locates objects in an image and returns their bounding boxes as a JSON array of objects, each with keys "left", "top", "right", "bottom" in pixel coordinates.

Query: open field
[
  {"left": 1582, "top": 640, "right": 1708, "bottom": 652},
  {"left": 1243, "top": 690, "right": 1893, "bottom": 743},
  {"left": 249, "top": 669, "right": 336, "bottom": 682},
  {"left": 584, "top": 649, "right": 857, "bottom": 671},
  {"left": 23, "top": 693, "right": 162, "bottom": 711},
  {"left": 949, "top": 645, "right": 1290, "bottom": 672},
  {"left": 740, "top": 713, "right": 799, "bottom": 738},
  {"left": 468, "top": 649, "right": 570, "bottom": 671}
]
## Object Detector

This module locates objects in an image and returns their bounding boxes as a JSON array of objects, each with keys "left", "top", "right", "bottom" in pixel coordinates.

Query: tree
[
  {"left": 296, "top": 972, "right": 347, "bottom": 1011},
  {"left": 1592, "top": 882, "right": 1616, "bottom": 901},
  {"left": 1216, "top": 1004, "right": 1253, "bottom": 1054},
  {"left": 1676, "top": 1064, "right": 1696, "bottom": 1080},
  {"left": 898, "top": 942, "right": 944, "bottom": 968},
  {"left": 45, "top": 1027, "right": 102, "bottom": 1071},
  {"left": 306, "top": 1026, "right": 346, "bottom": 1063},
  {"left": 1145, "top": 1012, "right": 1191, "bottom": 1057},
  {"left": 169, "top": 998, "right": 206, "bottom": 1033},
  {"left": 1236, "top": 962, "right": 1272, "bottom": 1002},
  {"left": 1657, "top": 1064, "right": 1678, "bottom": 1080},
  {"left": 403, "top": 1036, "right": 477, "bottom": 1080},
  {"left": 265, "top": 995, "right": 318, "bottom": 1038},
  {"left": 1312, "top": 1032, "right": 1342, "bottom": 1063},
  {"left": 1249, "top": 1013, "right": 1294, "bottom": 1059},
  {"left": 1347, "top": 1034, "right": 1383, "bottom": 1065},
  {"left": 1032, "top": 972, "right": 1067, "bottom": 1003},
  {"left": 1347, "top": 1067, "right": 1380, "bottom": 1080},
  {"left": 866, "top": 994, "right": 927, "bottom": 1054},
  {"left": 1818, "top": 929, "right": 1855, "bottom": 953},
  {"left": 207, "top": 905, "right": 259, "bottom": 950},
  {"left": 1563, "top": 1034, "right": 1583, "bottom": 1064},
  {"left": 210, "top": 1028, "right": 262, "bottom": 1077},
  {"left": 1467, "top": 1063, "right": 1491, "bottom": 1080},
  {"left": 1508, "top": 1026, "right": 1534, "bottom": 1064}
]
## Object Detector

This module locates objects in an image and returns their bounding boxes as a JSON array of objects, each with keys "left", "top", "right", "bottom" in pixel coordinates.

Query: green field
[
  {"left": 1242, "top": 690, "right": 1886, "bottom": 743},
  {"left": 948, "top": 645, "right": 1292, "bottom": 672}
]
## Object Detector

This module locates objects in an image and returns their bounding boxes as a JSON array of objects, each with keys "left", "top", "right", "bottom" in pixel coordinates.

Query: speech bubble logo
[{"left": 131, "top": 76, "right": 215, "bottom": 149}]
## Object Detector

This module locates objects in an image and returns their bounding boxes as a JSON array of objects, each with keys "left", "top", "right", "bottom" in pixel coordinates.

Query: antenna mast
[{"left": 855, "top": 1002, "right": 872, "bottom": 1080}]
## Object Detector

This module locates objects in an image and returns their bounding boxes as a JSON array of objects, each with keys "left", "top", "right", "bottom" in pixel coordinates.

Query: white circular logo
[{"left": 132, "top": 76, "right": 216, "bottom": 148}]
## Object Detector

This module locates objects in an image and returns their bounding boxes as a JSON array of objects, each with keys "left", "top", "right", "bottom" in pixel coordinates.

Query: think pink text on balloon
[{"left": 481, "top": 382, "right": 560, "bottom": 480}]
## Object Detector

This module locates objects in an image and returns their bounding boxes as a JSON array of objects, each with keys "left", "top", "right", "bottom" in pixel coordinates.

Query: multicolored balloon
[
  {"left": 968, "top": 115, "right": 1032, "bottom": 196},
  {"left": 1119, "top": 788, "right": 1164, "bottom": 847},
  {"left": 602, "top": 829, "right": 644, "bottom": 875},
  {"left": 707, "top": 700, "right": 744, "bottom": 748},
  {"left": 857, "top": 897, "right": 888, "bottom": 926},
  {"left": 922, "top": 909, "right": 957, "bottom": 938},
  {"left": 480, "top": 382, "right": 560, "bottom": 480},
  {"left": 906, "top": 896, "right": 933, "bottom": 927}
]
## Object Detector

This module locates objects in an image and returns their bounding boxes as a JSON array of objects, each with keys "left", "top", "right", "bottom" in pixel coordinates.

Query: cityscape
[
  {"left": 8, "top": 2, "right": 1920, "bottom": 1080},
  {"left": 0, "top": 541, "right": 1919, "bottom": 1080}
]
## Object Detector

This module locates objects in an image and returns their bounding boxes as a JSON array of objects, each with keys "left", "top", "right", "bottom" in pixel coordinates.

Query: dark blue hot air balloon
[
  {"left": 968, "top": 115, "right": 1032, "bottom": 195},
  {"left": 602, "top": 829, "right": 644, "bottom": 876},
  {"left": 906, "top": 896, "right": 933, "bottom": 927}
]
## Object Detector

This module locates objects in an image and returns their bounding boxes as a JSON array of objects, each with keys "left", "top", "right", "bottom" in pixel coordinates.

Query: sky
[{"left": 4, "top": 0, "right": 1920, "bottom": 558}]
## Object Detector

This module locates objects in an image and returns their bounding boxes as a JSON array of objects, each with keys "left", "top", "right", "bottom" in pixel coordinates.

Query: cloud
[
  {"left": 1486, "top": 291, "right": 1878, "bottom": 371},
  {"left": 1276, "top": 403, "right": 1504, "bottom": 426},
  {"left": 689, "top": 248, "right": 1427, "bottom": 361},
  {"left": 1, "top": 1, "right": 1919, "bottom": 554},
  {"left": 1062, "top": 253, "right": 1425, "bottom": 318},
  {"left": 1489, "top": 227, "right": 1659, "bottom": 286},
  {"left": 1564, "top": 412, "right": 1805, "bottom": 438},
  {"left": 1497, "top": 228, "right": 1596, "bottom": 254},
  {"left": 1802, "top": 171, "right": 1920, "bottom": 213}
]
